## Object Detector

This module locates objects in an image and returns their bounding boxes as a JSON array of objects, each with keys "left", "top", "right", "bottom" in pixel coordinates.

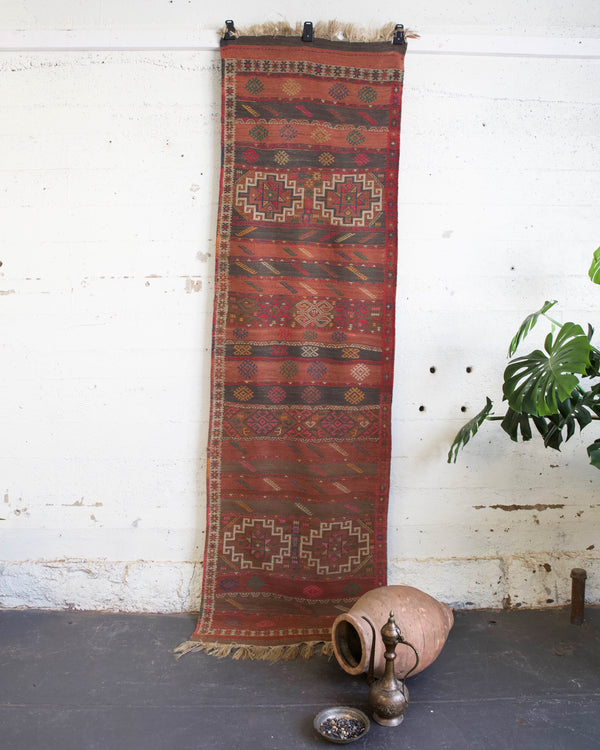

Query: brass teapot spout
[{"left": 363, "top": 611, "right": 419, "bottom": 727}]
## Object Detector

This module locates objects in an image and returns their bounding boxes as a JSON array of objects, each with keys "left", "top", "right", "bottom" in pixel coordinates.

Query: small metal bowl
[{"left": 314, "top": 706, "right": 370, "bottom": 744}]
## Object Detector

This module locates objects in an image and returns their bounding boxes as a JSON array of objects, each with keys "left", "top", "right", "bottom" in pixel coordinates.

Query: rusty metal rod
[{"left": 570, "top": 568, "right": 587, "bottom": 625}]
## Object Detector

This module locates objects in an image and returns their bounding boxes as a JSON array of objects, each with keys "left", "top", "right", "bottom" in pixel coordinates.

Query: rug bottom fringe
[{"left": 175, "top": 639, "right": 334, "bottom": 662}]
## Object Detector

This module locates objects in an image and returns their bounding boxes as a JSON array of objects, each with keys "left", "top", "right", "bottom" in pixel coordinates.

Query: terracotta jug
[{"left": 331, "top": 585, "right": 453, "bottom": 679}]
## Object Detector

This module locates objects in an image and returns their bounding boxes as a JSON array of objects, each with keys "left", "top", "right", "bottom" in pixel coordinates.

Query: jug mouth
[{"left": 332, "top": 616, "right": 368, "bottom": 675}]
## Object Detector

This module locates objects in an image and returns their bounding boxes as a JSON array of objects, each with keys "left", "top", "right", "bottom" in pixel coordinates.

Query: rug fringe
[
  {"left": 222, "top": 20, "right": 419, "bottom": 42},
  {"left": 175, "top": 639, "right": 334, "bottom": 662}
]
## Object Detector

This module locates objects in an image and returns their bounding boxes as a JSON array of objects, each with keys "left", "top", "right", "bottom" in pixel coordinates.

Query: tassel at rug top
[{"left": 220, "top": 20, "right": 419, "bottom": 43}]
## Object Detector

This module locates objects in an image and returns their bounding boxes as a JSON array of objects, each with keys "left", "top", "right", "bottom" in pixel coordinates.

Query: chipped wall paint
[
  {"left": 0, "top": 560, "right": 203, "bottom": 612},
  {"left": 1, "top": 0, "right": 599, "bottom": 613},
  {"left": 184, "top": 278, "right": 203, "bottom": 293}
]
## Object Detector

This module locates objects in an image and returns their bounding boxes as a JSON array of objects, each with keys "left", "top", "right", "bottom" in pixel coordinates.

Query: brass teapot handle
[{"left": 397, "top": 633, "right": 420, "bottom": 682}]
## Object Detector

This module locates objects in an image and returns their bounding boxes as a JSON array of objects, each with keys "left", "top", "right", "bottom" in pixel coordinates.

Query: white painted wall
[{"left": 1, "top": 1, "right": 599, "bottom": 612}]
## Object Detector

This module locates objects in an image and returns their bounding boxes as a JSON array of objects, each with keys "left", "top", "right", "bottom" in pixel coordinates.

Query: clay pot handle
[{"left": 361, "top": 615, "right": 377, "bottom": 686}]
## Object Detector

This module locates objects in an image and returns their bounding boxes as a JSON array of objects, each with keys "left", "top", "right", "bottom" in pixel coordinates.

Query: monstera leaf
[
  {"left": 501, "top": 390, "right": 597, "bottom": 451},
  {"left": 585, "top": 325, "right": 600, "bottom": 377},
  {"left": 507, "top": 300, "right": 558, "bottom": 358},
  {"left": 502, "top": 322, "right": 592, "bottom": 417},
  {"left": 500, "top": 407, "right": 535, "bottom": 442},
  {"left": 587, "top": 439, "right": 600, "bottom": 469},
  {"left": 588, "top": 246, "right": 600, "bottom": 285},
  {"left": 447, "top": 398, "right": 493, "bottom": 463}
]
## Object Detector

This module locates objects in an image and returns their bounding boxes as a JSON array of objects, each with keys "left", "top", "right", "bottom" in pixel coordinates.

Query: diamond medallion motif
[
  {"left": 294, "top": 299, "right": 334, "bottom": 328},
  {"left": 314, "top": 174, "right": 382, "bottom": 227},
  {"left": 301, "top": 386, "right": 321, "bottom": 404},
  {"left": 267, "top": 386, "right": 287, "bottom": 403},
  {"left": 344, "top": 387, "right": 365, "bottom": 404},
  {"left": 319, "top": 412, "right": 356, "bottom": 437},
  {"left": 351, "top": 364, "right": 370, "bottom": 382},
  {"left": 234, "top": 386, "right": 254, "bottom": 402},
  {"left": 223, "top": 518, "right": 291, "bottom": 571},
  {"left": 235, "top": 172, "right": 303, "bottom": 222},
  {"left": 300, "top": 520, "right": 370, "bottom": 575},
  {"left": 245, "top": 411, "right": 281, "bottom": 436}
]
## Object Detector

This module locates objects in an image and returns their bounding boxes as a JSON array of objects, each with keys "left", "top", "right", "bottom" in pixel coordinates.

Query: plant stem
[{"left": 543, "top": 313, "right": 563, "bottom": 328}]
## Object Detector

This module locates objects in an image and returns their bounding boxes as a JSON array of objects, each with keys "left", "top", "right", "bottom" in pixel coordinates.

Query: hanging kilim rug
[{"left": 179, "top": 22, "right": 407, "bottom": 661}]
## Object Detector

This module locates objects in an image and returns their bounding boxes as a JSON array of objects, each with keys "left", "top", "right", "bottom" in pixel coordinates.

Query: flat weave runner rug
[{"left": 179, "top": 23, "right": 407, "bottom": 661}]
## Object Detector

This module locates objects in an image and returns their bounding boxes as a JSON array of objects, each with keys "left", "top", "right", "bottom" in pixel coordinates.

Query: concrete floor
[{"left": 1, "top": 607, "right": 599, "bottom": 749}]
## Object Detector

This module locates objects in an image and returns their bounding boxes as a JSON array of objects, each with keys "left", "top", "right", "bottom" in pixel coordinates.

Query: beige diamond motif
[
  {"left": 274, "top": 150, "right": 290, "bottom": 166},
  {"left": 311, "top": 126, "right": 331, "bottom": 144},
  {"left": 283, "top": 80, "right": 302, "bottom": 96},
  {"left": 351, "top": 364, "right": 370, "bottom": 382}
]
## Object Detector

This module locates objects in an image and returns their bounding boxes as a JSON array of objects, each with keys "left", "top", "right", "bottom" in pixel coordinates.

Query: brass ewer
[{"left": 363, "top": 611, "right": 420, "bottom": 727}]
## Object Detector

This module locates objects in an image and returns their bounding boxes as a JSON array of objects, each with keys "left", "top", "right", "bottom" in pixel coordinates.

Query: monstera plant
[{"left": 448, "top": 248, "right": 600, "bottom": 469}]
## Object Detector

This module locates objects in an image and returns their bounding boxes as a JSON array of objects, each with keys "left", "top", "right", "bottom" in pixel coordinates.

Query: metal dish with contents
[{"left": 313, "top": 706, "right": 370, "bottom": 744}]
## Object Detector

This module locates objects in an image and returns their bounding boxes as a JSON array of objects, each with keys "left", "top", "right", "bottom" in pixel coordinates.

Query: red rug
[{"left": 182, "top": 29, "right": 406, "bottom": 660}]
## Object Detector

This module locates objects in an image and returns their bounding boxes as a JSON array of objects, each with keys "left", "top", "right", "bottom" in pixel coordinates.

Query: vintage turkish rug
[{"left": 179, "top": 25, "right": 407, "bottom": 661}]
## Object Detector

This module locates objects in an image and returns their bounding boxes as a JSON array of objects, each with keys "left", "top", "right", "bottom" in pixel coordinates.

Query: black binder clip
[
  {"left": 302, "top": 21, "right": 314, "bottom": 42},
  {"left": 393, "top": 24, "right": 405, "bottom": 45},
  {"left": 224, "top": 20, "right": 237, "bottom": 40}
]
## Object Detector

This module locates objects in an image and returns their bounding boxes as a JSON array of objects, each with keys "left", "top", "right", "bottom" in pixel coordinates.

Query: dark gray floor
[{"left": 1, "top": 607, "right": 599, "bottom": 749}]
